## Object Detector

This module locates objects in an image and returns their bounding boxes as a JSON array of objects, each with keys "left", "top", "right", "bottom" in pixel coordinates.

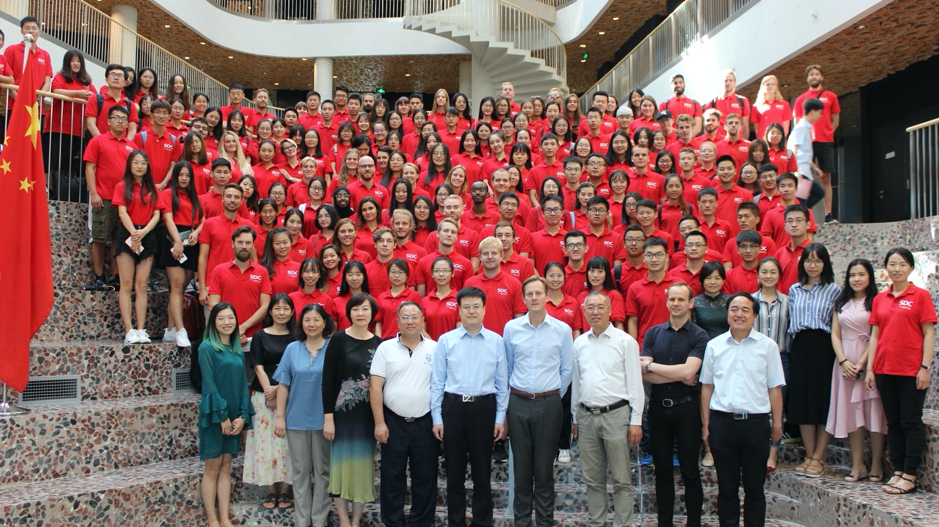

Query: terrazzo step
[
  {"left": 0, "top": 394, "right": 199, "bottom": 485},
  {"left": 47, "top": 201, "right": 96, "bottom": 290},
  {"left": 35, "top": 290, "right": 170, "bottom": 341},
  {"left": 16, "top": 340, "right": 189, "bottom": 401},
  {"left": 769, "top": 463, "right": 939, "bottom": 527}
]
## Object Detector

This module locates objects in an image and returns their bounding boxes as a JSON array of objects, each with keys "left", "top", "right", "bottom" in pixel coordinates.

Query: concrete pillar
[
  {"left": 314, "top": 58, "right": 333, "bottom": 99},
  {"left": 317, "top": 0, "right": 336, "bottom": 20},
  {"left": 459, "top": 61, "right": 471, "bottom": 97},
  {"left": 469, "top": 56, "right": 493, "bottom": 112},
  {"left": 109, "top": 5, "right": 138, "bottom": 67}
]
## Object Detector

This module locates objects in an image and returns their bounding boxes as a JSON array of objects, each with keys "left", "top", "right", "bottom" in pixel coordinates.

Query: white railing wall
[
  {"left": 908, "top": 118, "right": 939, "bottom": 219},
  {"left": 581, "top": 0, "right": 756, "bottom": 111}
]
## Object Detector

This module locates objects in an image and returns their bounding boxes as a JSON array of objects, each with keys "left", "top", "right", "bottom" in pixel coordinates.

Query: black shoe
[
  {"left": 493, "top": 440, "right": 508, "bottom": 463},
  {"left": 824, "top": 213, "right": 838, "bottom": 225},
  {"left": 84, "top": 273, "right": 106, "bottom": 291},
  {"left": 107, "top": 275, "right": 120, "bottom": 291}
]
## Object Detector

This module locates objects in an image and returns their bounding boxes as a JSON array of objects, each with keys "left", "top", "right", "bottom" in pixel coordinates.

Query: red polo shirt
[
  {"left": 464, "top": 271, "right": 525, "bottom": 336},
  {"left": 585, "top": 228, "right": 628, "bottom": 264},
  {"left": 4, "top": 43, "right": 52, "bottom": 88},
  {"left": 583, "top": 132, "right": 611, "bottom": 154},
  {"left": 208, "top": 261, "right": 272, "bottom": 337},
  {"left": 46, "top": 74, "right": 93, "bottom": 136},
  {"left": 288, "top": 288, "right": 339, "bottom": 323},
  {"left": 529, "top": 227, "right": 567, "bottom": 276},
  {"left": 220, "top": 105, "right": 250, "bottom": 121},
  {"left": 627, "top": 171, "right": 665, "bottom": 202},
  {"left": 794, "top": 88, "right": 840, "bottom": 143},
  {"left": 750, "top": 100, "right": 792, "bottom": 139},
  {"left": 289, "top": 236, "right": 316, "bottom": 263},
  {"left": 546, "top": 294, "right": 583, "bottom": 333},
  {"left": 628, "top": 117, "right": 662, "bottom": 135},
  {"left": 665, "top": 136, "right": 705, "bottom": 160},
  {"left": 158, "top": 188, "right": 203, "bottom": 228},
  {"left": 722, "top": 237, "right": 777, "bottom": 269},
  {"left": 84, "top": 91, "right": 139, "bottom": 126},
  {"left": 528, "top": 160, "right": 566, "bottom": 191},
  {"left": 376, "top": 288, "right": 423, "bottom": 340},
  {"left": 755, "top": 192, "right": 782, "bottom": 227},
  {"left": 421, "top": 289, "right": 461, "bottom": 341},
  {"left": 451, "top": 153, "right": 487, "bottom": 184},
  {"left": 776, "top": 238, "right": 811, "bottom": 294},
  {"left": 661, "top": 96, "right": 702, "bottom": 120},
  {"left": 767, "top": 147, "right": 797, "bottom": 173},
  {"left": 669, "top": 264, "right": 704, "bottom": 297},
  {"left": 670, "top": 250, "right": 723, "bottom": 270},
  {"left": 677, "top": 173, "right": 715, "bottom": 205},
  {"left": 715, "top": 184, "right": 753, "bottom": 231},
  {"left": 392, "top": 241, "right": 428, "bottom": 268},
  {"left": 313, "top": 122, "right": 340, "bottom": 154},
  {"left": 134, "top": 128, "right": 182, "bottom": 185},
  {"left": 422, "top": 224, "right": 481, "bottom": 260},
  {"left": 83, "top": 133, "right": 136, "bottom": 199},
  {"left": 694, "top": 165, "right": 716, "bottom": 182},
  {"left": 492, "top": 253, "right": 536, "bottom": 282},
  {"left": 625, "top": 274, "right": 678, "bottom": 347},
  {"left": 641, "top": 228, "right": 676, "bottom": 255},
  {"left": 697, "top": 217, "right": 734, "bottom": 254},
  {"left": 562, "top": 263, "right": 588, "bottom": 298},
  {"left": 347, "top": 179, "right": 391, "bottom": 210},
  {"left": 577, "top": 115, "right": 617, "bottom": 137},
  {"left": 716, "top": 137, "right": 751, "bottom": 170},
  {"left": 870, "top": 284, "right": 939, "bottom": 376},
  {"left": 364, "top": 258, "right": 394, "bottom": 297},
  {"left": 462, "top": 208, "right": 502, "bottom": 234},
  {"left": 269, "top": 258, "right": 301, "bottom": 296},
  {"left": 760, "top": 204, "right": 818, "bottom": 247},
  {"left": 723, "top": 265, "right": 759, "bottom": 294},
  {"left": 111, "top": 181, "right": 162, "bottom": 225},
  {"left": 659, "top": 202, "right": 695, "bottom": 241},
  {"left": 705, "top": 93, "right": 751, "bottom": 123},
  {"left": 252, "top": 163, "right": 287, "bottom": 199},
  {"left": 618, "top": 261, "right": 647, "bottom": 297},
  {"left": 479, "top": 224, "right": 533, "bottom": 255},
  {"left": 199, "top": 214, "right": 255, "bottom": 285},
  {"left": 413, "top": 250, "right": 474, "bottom": 292}
]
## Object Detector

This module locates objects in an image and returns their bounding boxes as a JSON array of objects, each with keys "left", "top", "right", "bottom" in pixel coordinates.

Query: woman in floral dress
[{"left": 322, "top": 293, "right": 383, "bottom": 527}]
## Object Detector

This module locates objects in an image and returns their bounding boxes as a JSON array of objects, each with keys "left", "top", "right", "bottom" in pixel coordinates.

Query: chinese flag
[{"left": 0, "top": 47, "right": 53, "bottom": 392}]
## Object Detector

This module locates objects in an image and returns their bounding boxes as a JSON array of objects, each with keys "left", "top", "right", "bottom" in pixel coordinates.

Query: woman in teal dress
[
  {"left": 322, "top": 293, "right": 382, "bottom": 527},
  {"left": 199, "top": 302, "right": 255, "bottom": 527}
]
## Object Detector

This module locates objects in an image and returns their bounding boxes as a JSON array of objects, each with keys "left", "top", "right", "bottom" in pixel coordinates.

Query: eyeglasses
[
  {"left": 398, "top": 315, "right": 422, "bottom": 322},
  {"left": 389, "top": 269, "right": 407, "bottom": 277},
  {"left": 587, "top": 162, "right": 606, "bottom": 168},
  {"left": 109, "top": 116, "right": 128, "bottom": 122},
  {"left": 644, "top": 252, "right": 667, "bottom": 260},
  {"left": 461, "top": 304, "right": 483, "bottom": 311},
  {"left": 543, "top": 207, "right": 562, "bottom": 214},
  {"left": 565, "top": 242, "right": 585, "bottom": 250},
  {"left": 587, "top": 207, "right": 607, "bottom": 215},
  {"left": 803, "top": 259, "right": 823, "bottom": 267},
  {"left": 684, "top": 242, "right": 706, "bottom": 248},
  {"left": 785, "top": 218, "right": 807, "bottom": 225},
  {"left": 738, "top": 244, "right": 760, "bottom": 251},
  {"left": 432, "top": 268, "right": 452, "bottom": 275}
]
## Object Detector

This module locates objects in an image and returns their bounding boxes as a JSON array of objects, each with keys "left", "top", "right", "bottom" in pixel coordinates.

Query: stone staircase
[{"left": 2, "top": 202, "right": 939, "bottom": 525}]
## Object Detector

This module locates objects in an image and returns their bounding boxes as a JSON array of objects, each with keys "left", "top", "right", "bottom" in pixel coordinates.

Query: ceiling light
[
  {"left": 580, "top": 44, "right": 586, "bottom": 48},
  {"left": 164, "top": 25, "right": 171, "bottom": 28},
  {"left": 405, "top": 73, "right": 411, "bottom": 77},
  {"left": 598, "top": 31, "right": 605, "bottom": 35},
  {"left": 580, "top": 59, "right": 587, "bottom": 63},
  {"left": 781, "top": 83, "right": 791, "bottom": 88},
  {"left": 274, "top": 83, "right": 279, "bottom": 86},
  {"left": 228, "top": 56, "right": 233, "bottom": 59},
  {"left": 302, "top": 58, "right": 308, "bottom": 61},
  {"left": 854, "top": 24, "right": 867, "bottom": 30},
  {"left": 612, "top": 17, "right": 619, "bottom": 21},
  {"left": 184, "top": 56, "right": 190, "bottom": 60},
  {"left": 333, "top": 75, "right": 337, "bottom": 79},
  {"left": 200, "top": 42, "right": 206, "bottom": 45}
]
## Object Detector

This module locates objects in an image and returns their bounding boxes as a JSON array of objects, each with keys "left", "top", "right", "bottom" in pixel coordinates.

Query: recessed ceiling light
[
  {"left": 781, "top": 83, "right": 791, "bottom": 88},
  {"left": 405, "top": 73, "right": 411, "bottom": 77},
  {"left": 274, "top": 83, "right": 279, "bottom": 86},
  {"left": 301, "top": 58, "right": 308, "bottom": 61},
  {"left": 581, "top": 59, "right": 587, "bottom": 63},
  {"left": 200, "top": 42, "right": 206, "bottom": 45},
  {"left": 263, "top": 72, "right": 267, "bottom": 75},
  {"left": 612, "top": 17, "right": 619, "bottom": 21},
  {"left": 854, "top": 24, "right": 867, "bottom": 30},
  {"left": 228, "top": 56, "right": 233, "bottom": 59},
  {"left": 164, "top": 25, "right": 171, "bottom": 28},
  {"left": 598, "top": 31, "right": 605, "bottom": 35},
  {"left": 580, "top": 44, "right": 586, "bottom": 48},
  {"left": 333, "top": 75, "right": 337, "bottom": 79},
  {"left": 184, "top": 56, "right": 190, "bottom": 60}
]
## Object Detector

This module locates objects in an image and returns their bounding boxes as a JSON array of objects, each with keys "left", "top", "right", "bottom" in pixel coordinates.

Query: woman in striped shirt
[{"left": 787, "top": 243, "right": 841, "bottom": 478}]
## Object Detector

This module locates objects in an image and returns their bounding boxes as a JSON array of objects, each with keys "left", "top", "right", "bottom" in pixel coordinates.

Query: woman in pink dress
[{"left": 826, "top": 259, "right": 887, "bottom": 482}]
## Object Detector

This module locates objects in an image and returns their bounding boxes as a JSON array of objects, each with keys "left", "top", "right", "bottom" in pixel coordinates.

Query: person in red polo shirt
[
  {"left": 220, "top": 84, "right": 249, "bottom": 121},
  {"left": 208, "top": 226, "right": 272, "bottom": 341},
  {"left": 414, "top": 219, "right": 474, "bottom": 296},
  {"left": 695, "top": 187, "right": 733, "bottom": 254},
  {"left": 561, "top": 230, "right": 589, "bottom": 298},
  {"left": 723, "top": 230, "right": 762, "bottom": 294},
  {"left": 582, "top": 196, "right": 627, "bottom": 266},
  {"left": 793, "top": 65, "right": 841, "bottom": 224},
  {"left": 634, "top": 199, "right": 674, "bottom": 255},
  {"left": 715, "top": 114, "right": 750, "bottom": 170},
  {"left": 665, "top": 115, "right": 704, "bottom": 160},
  {"left": 675, "top": 148, "right": 713, "bottom": 206},
  {"left": 865, "top": 247, "right": 938, "bottom": 495},
  {"left": 660, "top": 74, "right": 702, "bottom": 135},
  {"left": 713, "top": 156, "right": 752, "bottom": 232},
  {"left": 347, "top": 155, "right": 391, "bottom": 209},
  {"left": 364, "top": 227, "right": 397, "bottom": 297},
  {"left": 259, "top": 227, "right": 301, "bottom": 297},
  {"left": 618, "top": 226, "right": 648, "bottom": 295},
  {"left": 85, "top": 64, "right": 139, "bottom": 139},
  {"left": 529, "top": 195, "right": 568, "bottom": 276},
  {"left": 694, "top": 141, "right": 718, "bottom": 182},
  {"left": 625, "top": 237, "right": 678, "bottom": 348},
  {"left": 761, "top": 173, "right": 818, "bottom": 247},
  {"left": 198, "top": 184, "right": 255, "bottom": 306},
  {"left": 4, "top": 17, "right": 52, "bottom": 93},
  {"left": 245, "top": 88, "right": 275, "bottom": 136},
  {"left": 577, "top": 91, "right": 617, "bottom": 137},
  {"left": 134, "top": 99, "right": 182, "bottom": 188},
  {"left": 723, "top": 202, "right": 776, "bottom": 270},
  {"left": 775, "top": 205, "right": 812, "bottom": 294},
  {"left": 83, "top": 105, "right": 137, "bottom": 291},
  {"left": 750, "top": 75, "right": 792, "bottom": 139},
  {"left": 389, "top": 209, "right": 428, "bottom": 270},
  {"left": 463, "top": 237, "right": 525, "bottom": 335},
  {"left": 704, "top": 70, "right": 751, "bottom": 138},
  {"left": 527, "top": 133, "right": 565, "bottom": 202},
  {"left": 489, "top": 222, "right": 536, "bottom": 282},
  {"left": 582, "top": 154, "right": 611, "bottom": 200},
  {"left": 627, "top": 146, "right": 664, "bottom": 203},
  {"left": 754, "top": 163, "right": 782, "bottom": 224},
  {"left": 332, "top": 86, "right": 351, "bottom": 123},
  {"left": 580, "top": 108, "right": 611, "bottom": 154},
  {"left": 479, "top": 192, "right": 533, "bottom": 255},
  {"left": 668, "top": 230, "right": 708, "bottom": 297},
  {"left": 463, "top": 181, "right": 501, "bottom": 233}
]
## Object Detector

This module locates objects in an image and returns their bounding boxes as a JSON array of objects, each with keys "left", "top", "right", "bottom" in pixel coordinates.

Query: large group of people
[{"left": 6, "top": 13, "right": 937, "bottom": 527}]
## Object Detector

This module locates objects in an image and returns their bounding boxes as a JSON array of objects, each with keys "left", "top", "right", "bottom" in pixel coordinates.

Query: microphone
[{"left": 23, "top": 34, "right": 33, "bottom": 43}]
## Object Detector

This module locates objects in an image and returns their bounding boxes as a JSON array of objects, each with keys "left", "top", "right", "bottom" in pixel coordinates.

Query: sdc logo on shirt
[
  {"left": 496, "top": 287, "right": 509, "bottom": 296},
  {"left": 249, "top": 274, "right": 263, "bottom": 283},
  {"left": 446, "top": 301, "right": 458, "bottom": 309},
  {"left": 899, "top": 300, "right": 914, "bottom": 310},
  {"left": 287, "top": 270, "right": 298, "bottom": 278}
]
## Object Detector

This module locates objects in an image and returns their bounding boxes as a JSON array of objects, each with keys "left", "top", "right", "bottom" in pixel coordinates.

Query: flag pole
[{"left": 0, "top": 382, "right": 29, "bottom": 417}]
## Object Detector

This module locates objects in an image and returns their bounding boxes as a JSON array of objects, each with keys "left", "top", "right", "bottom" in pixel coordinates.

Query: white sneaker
[
  {"left": 137, "top": 329, "right": 151, "bottom": 344},
  {"left": 124, "top": 329, "right": 141, "bottom": 344},
  {"left": 558, "top": 449, "right": 572, "bottom": 463},
  {"left": 175, "top": 328, "right": 191, "bottom": 348},
  {"left": 162, "top": 327, "right": 177, "bottom": 343}
]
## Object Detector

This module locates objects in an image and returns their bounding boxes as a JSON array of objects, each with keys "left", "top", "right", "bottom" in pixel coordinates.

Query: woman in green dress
[
  {"left": 199, "top": 302, "right": 255, "bottom": 527},
  {"left": 322, "top": 292, "right": 382, "bottom": 527}
]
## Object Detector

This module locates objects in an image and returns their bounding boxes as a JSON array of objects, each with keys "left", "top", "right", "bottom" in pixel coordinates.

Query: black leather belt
[
  {"left": 650, "top": 395, "right": 696, "bottom": 407},
  {"left": 713, "top": 410, "right": 769, "bottom": 420},
  {"left": 445, "top": 392, "right": 495, "bottom": 403},
  {"left": 511, "top": 388, "right": 560, "bottom": 399},
  {"left": 386, "top": 408, "right": 430, "bottom": 423},
  {"left": 581, "top": 399, "right": 629, "bottom": 414}
]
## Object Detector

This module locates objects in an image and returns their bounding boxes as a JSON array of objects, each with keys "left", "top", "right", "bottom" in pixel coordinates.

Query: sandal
[
  {"left": 845, "top": 469, "right": 868, "bottom": 482},
  {"left": 701, "top": 451, "right": 714, "bottom": 467},
  {"left": 884, "top": 475, "right": 917, "bottom": 495},
  {"left": 804, "top": 458, "right": 825, "bottom": 478},
  {"left": 278, "top": 490, "right": 294, "bottom": 509},
  {"left": 869, "top": 473, "right": 884, "bottom": 483},
  {"left": 794, "top": 459, "right": 812, "bottom": 474},
  {"left": 261, "top": 492, "right": 278, "bottom": 510}
]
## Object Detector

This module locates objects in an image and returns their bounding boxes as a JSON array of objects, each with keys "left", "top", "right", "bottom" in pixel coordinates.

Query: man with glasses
[
  {"left": 431, "top": 286, "right": 509, "bottom": 527},
  {"left": 503, "top": 276, "right": 574, "bottom": 527},
  {"left": 668, "top": 231, "right": 710, "bottom": 297},
  {"left": 619, "top": 226, "right": 647, "bottom": 294},
  {"left": 583, "top": 196, "right": 625, "bottom": 266},
  {"left": 371, "top": 302, "right": 439, "bottom": 527},
  {"left": 85, "top": 64, "right": 138, "bottom": 139},
  {"left": 775, "top": 205, "right": 812, "bottom": 293},
  {"left": 572, "top": 291, "right": 644, "bottom": 527},
  {"left": 561, "top": 157, "right": 584, "bottom": 210},
  {"left": 724, "top": 230, "right": 764, "bottom": 294},
  {"left": 529, "top": 195, "right": 567, "bottom": 276},
  {"left": 347, "top": 155, "right": 390, "bottom": 209},
  {"left": 625, "top": 237, "right": 678, "bottom": 349},
  {"left": 722, "top": 202, "right": 776, "bottom": 270},
  {"left": 82, "top": 105, "right": 136, "bottom": 291},
  {"left": 546, "top": 87, "right": 564, "bottom": 104},
  {"left": 583, "top": 154, "right": 611, "bottom": 199},
  {"left": 760, "top": 173, "right": 818, "bottom": 247}
]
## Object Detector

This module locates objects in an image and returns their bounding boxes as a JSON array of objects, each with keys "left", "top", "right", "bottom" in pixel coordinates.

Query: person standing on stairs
[
  {"left": 700, "top": 292, "right": 784, "bottom": 527},
  {"left": 640, "top": 282, "right": 708, "bottom": 527},
  {"left": 865, "top": 248, "right": 938, "bottom": 495}
]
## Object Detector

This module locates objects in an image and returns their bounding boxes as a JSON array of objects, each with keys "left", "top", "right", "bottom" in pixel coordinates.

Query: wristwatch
[{"left": 645, "top": 362, "right": 652, "bottom": 374}]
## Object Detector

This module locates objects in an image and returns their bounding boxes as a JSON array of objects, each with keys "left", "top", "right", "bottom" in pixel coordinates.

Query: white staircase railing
[
  {"left": 205, "top": 0, "right": 406, "bottom": 20},
  {"left": 404, "top": 0, "right": 566, "bottom": 82},
  {"left": 908, "top": 117, "right": 939, "bottom": 219}
]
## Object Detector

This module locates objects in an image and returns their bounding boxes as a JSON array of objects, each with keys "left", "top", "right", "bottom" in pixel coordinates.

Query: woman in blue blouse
[
  {"left": 787, "top": 243, "right": 841, "bottom": 478},
  {"left": 274, "top": 303, "right": 335, "bottom": 527},
  {"left": 198, "top": 302, "right": 255, "bottom": 527}
]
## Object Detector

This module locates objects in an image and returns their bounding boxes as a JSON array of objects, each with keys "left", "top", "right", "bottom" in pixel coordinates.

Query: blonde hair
[
  {"left": 755, "top": 74, "right": 786, "bottom": 106},
  {"left": 478, "top": 236, "right": 502, "bottom": 253},
  {"left": 445, "top": 165, "right": 469, "bottom": 195},
  {"left": 336, "top": 149, "right": 360, "bottom": 186},
  {"left": 218, "top": 131, "right": 253, "bottom": 175},
  {"left": 432, "top": 88, "right": 451, "bottom": 115}
]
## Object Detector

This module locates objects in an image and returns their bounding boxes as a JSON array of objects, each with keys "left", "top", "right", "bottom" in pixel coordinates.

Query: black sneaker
[
  {"left": 824, "top": 213, "right": 838, "bottom": 225},
  {"left": 84, "top": 273, "right": 106, "bottom": 291},
  {"left": 493, "top": 440, "right": 508, "bottom": 463},
  {"left": 106, "top": 275, "right": 120, "bottom": 291}
]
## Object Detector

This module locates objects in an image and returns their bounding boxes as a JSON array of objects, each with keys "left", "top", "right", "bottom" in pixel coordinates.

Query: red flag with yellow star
[{"left": 0, "top": 46, "right": 53, "bottom": 392}]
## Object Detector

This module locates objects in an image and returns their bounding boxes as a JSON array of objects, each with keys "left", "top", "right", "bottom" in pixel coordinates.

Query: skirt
[
  {"left": 158, "top": 223, "right": 199, "bottom": 271},
  {"left": 114, "top": 224, "right": 159, "bottom": 261},
  {"left": 788, "top": 329, "right": 836, "bottom": 426},
  {"left": 825, "top": 336, "right": 888, "bottom": 437},
  {"left": 243, "top": 391, "right": 293, "bottom": 486}
]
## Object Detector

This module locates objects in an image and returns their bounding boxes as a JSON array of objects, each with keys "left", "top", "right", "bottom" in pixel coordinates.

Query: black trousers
[
  {"left": 876, "top": 374, "right": 927, "bottom": 475},
  {"left": 708, "top": 412, "right": 770, "bottom": 527},
  {"left": 442, "top": 395, "right": 496, "bottom": 527},
  {"left": 380, "top": 408, "right": 440, "bottom": 527},
  {"left": 649, "top": 399, "right": 703, "bottom": 527},
  {"left": 557, "top": 385, "right": 572, "bottom": 450},
  {"left": 507, "top": 394, "right": 563, "bottom": 527}
]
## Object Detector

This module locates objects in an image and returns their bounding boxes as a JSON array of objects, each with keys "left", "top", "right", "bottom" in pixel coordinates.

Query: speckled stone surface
[
  {"left": 0, "top": 394, "right": 198, "bottom": 485},
  {"left": 47, "top": 200, "right": 96, "bottom": 290},
  {"left": 34, "top": 290, "right": 170, "bottom": 342}
]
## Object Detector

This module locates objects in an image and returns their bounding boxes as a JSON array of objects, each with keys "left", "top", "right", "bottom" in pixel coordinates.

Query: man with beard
[
  {"left": 198, "top": 183, "right": 255, "bottom": 308},
  {"left": 347, "top": 155, "right": 391, "bottom": 209},
  {"left": 207, "top": 225, "right": 271, "bottom": 344},
  {"left": 660, "top": 74, "right": 703, "bottom": 135}
]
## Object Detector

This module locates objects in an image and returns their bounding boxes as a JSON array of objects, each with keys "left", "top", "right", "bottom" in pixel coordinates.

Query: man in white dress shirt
[
  {"left": 572, "top": 291, "right": 644, "bottom": 527},
  {"left": 700, "top": 292, "right": 785, "bottom": 527}
]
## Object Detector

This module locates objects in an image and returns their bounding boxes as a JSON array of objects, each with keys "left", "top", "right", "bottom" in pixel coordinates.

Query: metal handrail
[
  {"left": 206, "top": 0, "right": 407, "bottom": 20},
  {"left": 581, "top": 0, "right": 756, "bottom": 111},
  {"left": 906, "top": 117, "right": 939, "bottom": 134},
  {"left": 908, "top": 120, "right": 939, "bottom": 219},
  {"left": 403, "top": 0, "right": 566, "bottom": 82}
]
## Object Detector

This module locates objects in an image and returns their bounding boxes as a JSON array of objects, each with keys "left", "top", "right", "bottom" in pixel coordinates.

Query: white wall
[
  {"left": 0, "top": 15, "right": 107, "bottom": 85},
  {"left": 149, "top": 0, "right": 470, "bottom": 58},
  {"left": 554, "top": 0, "right": 614, "bottom": 43},
  {"left": 636, "top": 0, "right": 892, "bottom": 102}
]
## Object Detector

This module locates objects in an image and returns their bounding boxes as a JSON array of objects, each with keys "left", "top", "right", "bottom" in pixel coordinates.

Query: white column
[
  {"left": 459, "top": 61, "right": 471, "bottom": 96},
  {"left": 109, "top": 5, "right": 138, "bottom": 67},
  {"left": 317, "top": 0, "right": 336, "bottom": 19},
  {"left": 314, "top": 58, "right": 333, "bottom": 98},
  {"left": 6, "top": 0, "right": 28, "bottom": 19},
  {"left": 470, "top": 56, "right": 493, "bottom": 110}
]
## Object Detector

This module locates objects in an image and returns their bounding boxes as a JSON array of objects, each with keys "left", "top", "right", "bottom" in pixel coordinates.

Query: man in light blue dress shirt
[
  {"left": 504, "top": 276, "right": 574, "bottom": 527},
  {"left": 430, "top": 286, "right": 509, "bottom": 527}
]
